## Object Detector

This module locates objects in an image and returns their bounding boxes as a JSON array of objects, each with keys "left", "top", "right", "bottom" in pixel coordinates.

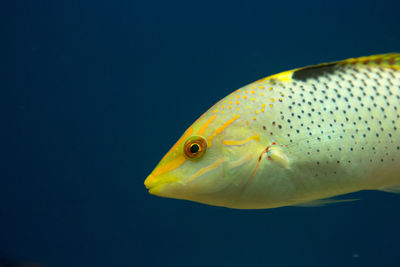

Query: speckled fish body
[{"left": 145, "top": 54, "right": 400, "bottom": 209}]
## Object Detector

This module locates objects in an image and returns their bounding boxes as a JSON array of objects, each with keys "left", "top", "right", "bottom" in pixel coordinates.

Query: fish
[{"left": 144, "top": 53, "right": 400, "bottom": 209}]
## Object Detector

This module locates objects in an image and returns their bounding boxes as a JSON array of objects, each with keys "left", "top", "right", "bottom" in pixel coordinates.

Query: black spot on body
[{"left": 292, "top": 63, "right": 338, "bottom": 81}]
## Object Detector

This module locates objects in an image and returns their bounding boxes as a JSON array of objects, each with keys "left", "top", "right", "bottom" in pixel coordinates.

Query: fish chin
[
  {"left": 145, "top": 171, "right": 241, "bottom": 207},
  {"left": 148, "top": 182, "right": 186, "bottom": 199},
  {"left": 145, "top": 152, "right": 258, "bottom": 207}
]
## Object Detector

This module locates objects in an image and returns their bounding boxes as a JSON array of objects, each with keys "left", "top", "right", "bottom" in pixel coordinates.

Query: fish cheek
[{"left": 185, "top": 160, "right": 230, "bottom": 195}]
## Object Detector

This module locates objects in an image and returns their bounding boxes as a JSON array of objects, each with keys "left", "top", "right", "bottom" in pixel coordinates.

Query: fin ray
[
  {"left": 293, "top": 198, "right": 359, "bottom": 207},
  {"left": 379, "top": 185, "right": 400, "bottom": 194}
]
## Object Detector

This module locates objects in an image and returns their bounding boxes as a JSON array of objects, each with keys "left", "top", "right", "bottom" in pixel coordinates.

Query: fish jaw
[{"left": 144, "top": 173, "right": 187, "bottom": 199}]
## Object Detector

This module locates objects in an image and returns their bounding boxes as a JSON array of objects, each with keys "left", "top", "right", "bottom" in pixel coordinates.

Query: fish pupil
[{"left": 190, "top": 143, "right": 200, "bottom": 154}]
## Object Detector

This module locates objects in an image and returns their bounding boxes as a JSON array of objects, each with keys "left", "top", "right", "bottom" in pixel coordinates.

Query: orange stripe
[
  {"left": 153, "top": 155, "right": 186, "bottom": 176},
  {"left": 208, "top": 115, "right": 240, "bottom": 147},
  {"left": 152, "top": 126, "right": 194, "bottom": 178},
  {"left": 222, "top": 134, "right": 260, "bottom": 146},
  {"left": 198, "top": 115, "right": 216, "bottom": 135},
  {"left": 162, "top": 126, "right": 193, "bottom": 161}
]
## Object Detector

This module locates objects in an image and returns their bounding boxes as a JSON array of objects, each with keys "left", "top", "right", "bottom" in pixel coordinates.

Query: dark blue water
[{"left": 3, "top": 1, "right": 400, "bottom": 266}]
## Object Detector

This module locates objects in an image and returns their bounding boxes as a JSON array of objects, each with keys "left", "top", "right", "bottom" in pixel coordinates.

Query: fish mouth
[
  {"left": 144, "top": 174, "right": 164, "bottom": 196},
  {"left": 148, "top": 184, "right": 164, "bottom": 196},
  {"left": 144, "top": 173, "right": 179, "bottom": 196}
]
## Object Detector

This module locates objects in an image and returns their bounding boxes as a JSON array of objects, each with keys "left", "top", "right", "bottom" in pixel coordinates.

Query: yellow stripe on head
[
  {"left": 222, "top": 134, "right": 260, "bottom": 146},
  {"left": 153, "top": 155, "right": 186, "bottom": 177},
  {"left": 198, "top": 115, "right": 216, "bottom": 135},
  {"left": 161, "top": 126, "right": 193, "bottom": 161},
  {"left": 208, "top": 115, "right": 240, "bottom": 147}
]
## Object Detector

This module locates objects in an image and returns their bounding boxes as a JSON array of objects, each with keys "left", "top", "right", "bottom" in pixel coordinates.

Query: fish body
[{"left": 145, "top": 54, "right": 400, "bottom": 209}]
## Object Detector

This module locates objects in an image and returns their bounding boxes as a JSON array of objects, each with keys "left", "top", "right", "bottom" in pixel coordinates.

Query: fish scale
[{"left": 145, "top": 54, "right": 400, "bottom": 209}]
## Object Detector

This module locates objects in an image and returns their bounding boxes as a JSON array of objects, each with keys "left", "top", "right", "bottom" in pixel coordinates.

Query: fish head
[{"left": 144, "top": 110, "right": 263, "bottom": 207}]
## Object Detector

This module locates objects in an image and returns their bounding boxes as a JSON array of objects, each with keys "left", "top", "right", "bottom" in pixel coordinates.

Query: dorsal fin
[
  {"left": 292, "top": 62, "right": 338, "bottom": 81},
  {"left": 263, "top": 53, "right": 400, "bottom": 83},
  {"left": 292, "top": 53, "right": 400, "bottom": 82},
  {"left": 339, "top": 53, "right": 400, "bottom": 69}
]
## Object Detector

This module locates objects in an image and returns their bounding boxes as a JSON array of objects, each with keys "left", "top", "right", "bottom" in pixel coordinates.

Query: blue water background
[{"left": 3, "top": 0, "right": 400, "bottom": 266}]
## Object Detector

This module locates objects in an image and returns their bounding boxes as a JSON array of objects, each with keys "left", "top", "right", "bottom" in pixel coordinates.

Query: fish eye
[{"left": 184, "top": 136, "right": 207, "bottom": 159}]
